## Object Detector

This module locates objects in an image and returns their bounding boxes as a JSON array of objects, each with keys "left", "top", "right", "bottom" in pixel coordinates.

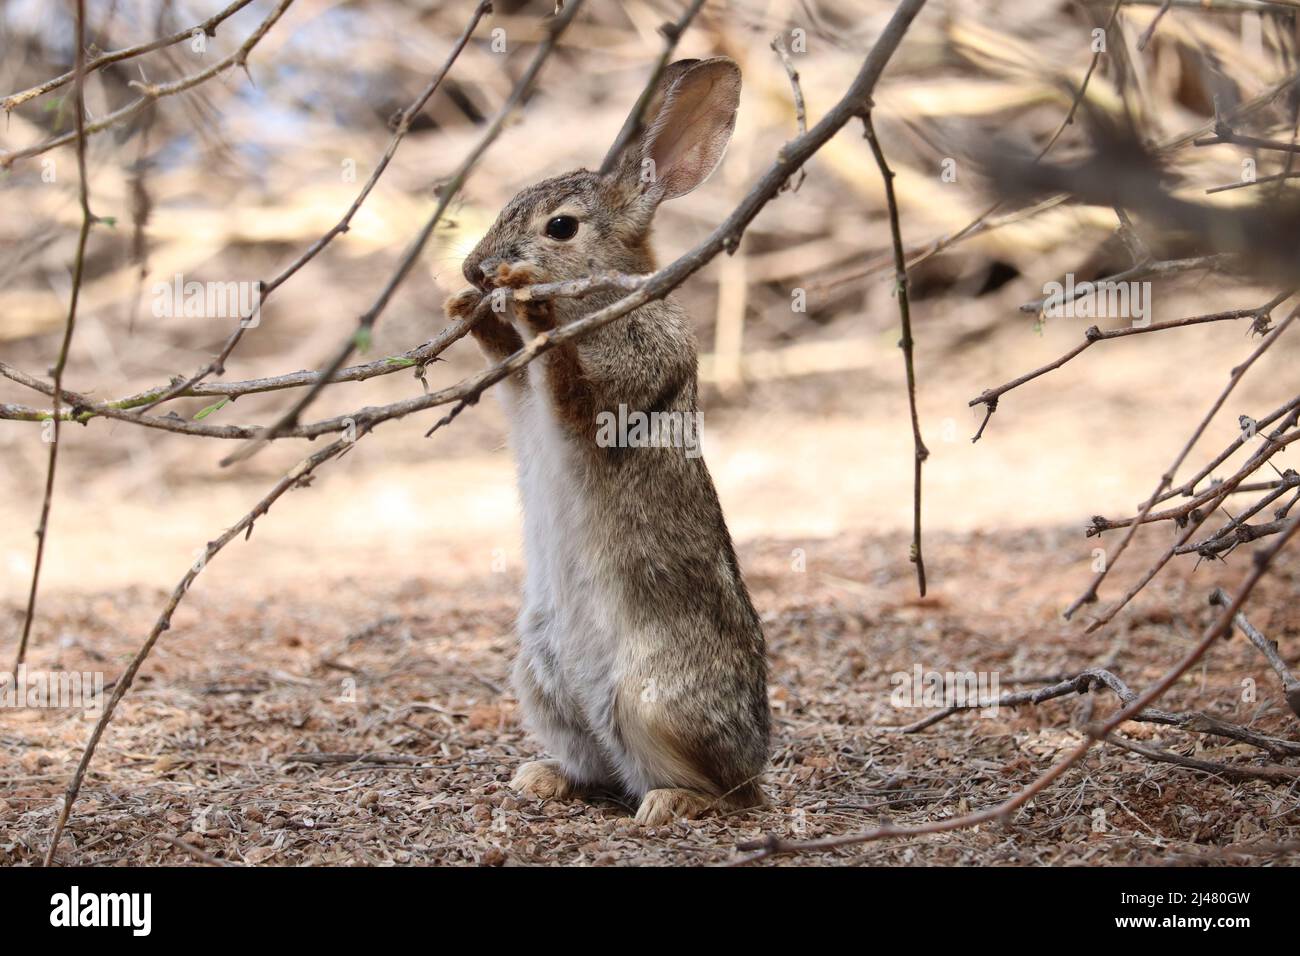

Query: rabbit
[{"left": 443, "top": 57, "right": 768, "bottom": 826}]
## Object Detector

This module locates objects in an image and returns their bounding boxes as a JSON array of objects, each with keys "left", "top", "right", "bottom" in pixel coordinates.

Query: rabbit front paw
[
  {"left": 444, "top": 286, "right": 483, "bottom": 320},
  {"left": 491, "top": 261, "right": 555, "bottom": 332}
]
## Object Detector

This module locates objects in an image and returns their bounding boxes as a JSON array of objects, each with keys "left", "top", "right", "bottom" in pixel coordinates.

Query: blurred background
[{"left": 1, "top": 0, "right": 1296, "bottom": 601}]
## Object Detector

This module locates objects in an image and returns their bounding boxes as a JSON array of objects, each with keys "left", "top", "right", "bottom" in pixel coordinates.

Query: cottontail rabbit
[{"left": 444, "top": 57, "right": 768, "bottom": 826}]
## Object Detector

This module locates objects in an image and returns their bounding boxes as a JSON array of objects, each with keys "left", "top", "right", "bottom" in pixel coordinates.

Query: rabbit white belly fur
[{"left": 500, "top": 370, "right": 638, "bottom": 789}]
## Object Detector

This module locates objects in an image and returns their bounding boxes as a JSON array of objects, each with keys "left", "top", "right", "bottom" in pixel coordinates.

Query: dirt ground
[{"left": 3, "top": 524, "right": 1298, "bottom": 867}]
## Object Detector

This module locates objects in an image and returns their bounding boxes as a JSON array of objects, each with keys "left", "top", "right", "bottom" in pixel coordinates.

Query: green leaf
[
  {"left": 194, "top": 398, "right": 230, "bottom": 420},
  {"left": 383, "top": 357, "right": 416, "bottom": 368},
  {"left": 354, "top": 328, "right": 372, "bottom": 353}
]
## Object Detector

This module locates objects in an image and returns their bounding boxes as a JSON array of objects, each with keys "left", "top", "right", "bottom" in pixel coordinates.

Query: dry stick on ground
[
  {"left": 41, "top": 433, "right": 359, "bottom": 866},
  {"left": 1104, "top": 734, "right": 1300, "bottom": 782},
  {"left": 1062, "top": 307, "right": 1298, "bottom": 624},
  {"left": 598, "top": 0, "right": 706, "bottom": 176},
  {"left": 12, "top": 0, "right": 94, "bottom": 681},
  {"left": 422, "top": 0, "right": 934, "bottom": 439},
  {"left": 732, "top": 515, "right": 1300, "bottom": 863},
  {"left": 1211, "top": 586, "right": 1300, "bottom": 716},
  {"left": 862, "top": 111, "right": 928, "bottom": 596},
  {"left": 0, "top": 0, "right": 258, "bottom": 112},
  {"left": 968, "top": 293, "right": 1289, "bottom": 441},
  {"left": 0, "top": 0, "right": 295, "bottom": 169},
  {"left": 221, "top": 0, "right": 586, "bottom": 468},
  {"left": 889, "top": 664, "right": 1300, "bottom": 759},
  {"left": 130, "top": 0, "right": 493, "bottom": 416},
  {"left": 38, "top": 0, "right": 932, "bottom": 862}
]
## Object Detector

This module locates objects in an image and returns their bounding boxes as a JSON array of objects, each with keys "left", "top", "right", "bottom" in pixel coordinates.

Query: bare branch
[
  {"left": 41, "top": 434, "right": 357, "bottom": 866},
  {"left": 770, "top": 33, "right": 808, "bottom": 192},
  {"left": 1064, "top": 307, "right": 1297, "bottom": 623},
  {"left": 222, "top": 0, "right": 587, "bottom": 467},
  {"left": 12, "top": 0, "right": 94, "bottom": 680},
  {"left": 1211, "top": 587, "right": 1300, "bottom": 717},
  {"left": 862, "top": 111, "right": 928, "bottom": 596},
  {"left": 598, "top": 0, "right": 707, "bottom": 176},
  {"left": 0, "top": 0, "right": 296, "bottom": 169},
  {"left": 1, "top": 0, "right": 258, "bottom": 113},
  {"left": 129, "top": 0, "right": 493, "bottom": 416}
]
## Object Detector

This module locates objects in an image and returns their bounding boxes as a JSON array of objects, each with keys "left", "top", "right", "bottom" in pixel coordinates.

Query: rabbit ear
[{"left": 608, "top": 57, "right": 741, "bottom": 204}]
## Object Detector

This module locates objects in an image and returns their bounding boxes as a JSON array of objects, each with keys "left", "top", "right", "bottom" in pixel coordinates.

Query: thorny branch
[
  {"left": 891, "top": 664, "right": 1300, "bottom": 760},
  {"left": 1, "top": 0, "right": 258, "bottom": 112},
  {"left": 0, "top": 0, "right": 297, "bottom": 170}
]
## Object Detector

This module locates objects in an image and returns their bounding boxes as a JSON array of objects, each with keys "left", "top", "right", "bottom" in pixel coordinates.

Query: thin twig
[
  {"left": 771, "top": 33, "right": 808, "bottom": 192},
  {"left": 1064, "top": 307, "right": 1297, "bottom": 623},
  {"left": 1105, "top": 734, "right": 1300, "bottom": 782},
  {"left": 0, "top": 0, "right": 296, "bottom": 169},
  {"left": 130, "top": 0, "right": 493, "bottom": 416},
  {"left": 12, "top": 0, "right": 94, "bottom": 681},
  {"left": 968, "top": 303, "right": 1274, "bottom": 429},
  {"left": 890, "top": 665, "right": 1300, "bottom": 758},
  {"left": 598, "top": 0, "right": 707, "bottom": 175},
  {"left": 1, "top": 0, "right": 258, "bottom": 112},
  {"left": 1136, "top": 0, "right": 1174, "bottom": 51},
  {"left": 222, "top": 0, "right": 586, "bottom": 467},
  {"left": 862, "top": 111, "right": 928, "bottom": 596},
  {"left": 42, "top": 435, "right": 358, "bottom": 866}
]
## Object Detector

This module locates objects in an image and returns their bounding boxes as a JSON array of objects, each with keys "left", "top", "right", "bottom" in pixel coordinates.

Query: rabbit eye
[{"left": 544, "top": 215, "right": 579, "bottom": 241}]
